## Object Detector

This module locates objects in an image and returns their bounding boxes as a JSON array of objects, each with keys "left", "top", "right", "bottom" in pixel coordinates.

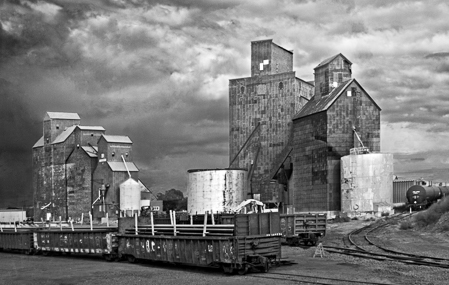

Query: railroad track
[
  {"left": 346, "top": 213, "right": 409, "bottom": 251},
  {"left": 249, "top": 272, "right": 396, "bottom": 285},
  {"left": 328, "top": 212, "right": 449, "bottom": 269}
]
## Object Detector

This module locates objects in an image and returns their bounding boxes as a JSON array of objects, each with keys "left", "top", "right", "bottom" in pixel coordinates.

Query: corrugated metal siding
[
  {"left": 118, "top": 234, "right": 281, "bottom": 266},
  {"left": 393, "top": 180, "right": 417, "bottom": 204},
  {"left": 0, "top": 231, "right": 34, "bottom": 251}
]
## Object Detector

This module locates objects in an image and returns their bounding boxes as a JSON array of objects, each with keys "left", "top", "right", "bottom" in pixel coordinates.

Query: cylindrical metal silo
[
  {"left": 341, "top": 153, "right": 393, "bottom": 214},
  {"left": 120, "top": 178, "right": 141, "bottom": 212},
  {"left": 187, "top": 168, "right": 247, "bottom": 214}
]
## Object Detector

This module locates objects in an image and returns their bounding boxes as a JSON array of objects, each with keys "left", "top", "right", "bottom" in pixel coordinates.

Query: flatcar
[{"left": 406, "top": 185, "right": 449, "bottom": 209}]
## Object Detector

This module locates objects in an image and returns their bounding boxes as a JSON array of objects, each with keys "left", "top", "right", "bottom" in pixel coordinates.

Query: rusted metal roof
[
  {"left": 77, "top": 126, "right": 105, "bottom": 131},
  {"left": 102, "top": 135, "right": 132, "bottom": 144},
  {"left": 53, "top": 125, "right": 76, "bottom": 144},
  {"left": 314, "top": 53, "right": 352, "bottom": 70},
  {"left": 33, "top": 125, "right": 105, "bottom": 148},
  {"left": 44, "top": 112, "right": 80, "bottom": 121},
  {"left": 293, "top": 79, "right": 381, "bottom": 120},
  {"left": 107, "top": 161, "right": 139, "bottom": 172},
  {"left": 33, "top": 136, "right": 44, "bottom": 148},
  {"left": 81, "top": 146, "right": 98, "bottom": 158},
  {"left": 293, "top": 80, "right": 353, "bottom": 120}
]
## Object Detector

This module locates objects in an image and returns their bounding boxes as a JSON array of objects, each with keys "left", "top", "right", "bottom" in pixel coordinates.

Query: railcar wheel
[
  {"left": 256, "top": 256, "right": 269, "bottom": 273},
  {"left": 222, "top": 264, "right": 234, "bottom": 274},
  {"left": 42, "top": 251, "right": 50, "bottom": 256},
  {"left": 262, "top": 260, "right": 270, "bottom": 273},
  {"left": 127, "top": 255, "right": 137, "bottom": 263},
  {"left": 237, "top": 265, "right": 248, "bottom": 275},
  {"left": 103, "top": 254, "right": 115, "bottom": 262}
]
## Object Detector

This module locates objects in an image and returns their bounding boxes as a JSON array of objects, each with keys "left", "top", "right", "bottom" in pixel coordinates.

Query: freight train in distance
[{"left": 406, "top": 185, "right": 449, "bottom": 209}]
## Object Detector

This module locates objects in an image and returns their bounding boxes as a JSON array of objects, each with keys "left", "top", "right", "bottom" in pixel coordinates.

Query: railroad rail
[
  {"left": 249, "top": 272, "right": 396, "bottom": 285},
  {"left": 327, "top": 212, "right": 449, "bottom": 269}
]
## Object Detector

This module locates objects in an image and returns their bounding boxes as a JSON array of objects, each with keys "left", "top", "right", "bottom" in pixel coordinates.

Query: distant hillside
[{"left": 394, "top": 168, "right": 449, "bottom": 183}]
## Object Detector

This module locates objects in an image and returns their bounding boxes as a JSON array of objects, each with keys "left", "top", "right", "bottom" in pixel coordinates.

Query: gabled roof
[
  {"left": 77, "top": 126, "right": 105, "bottom": 131},
  {"left": 138, "top": 180, "right": 149, "bottom": 192},
  {"left": 293, "top": 80, "right": 352, "bottom": 120},
  {"left": 314, "top": 53, "right": 352, "bottom": 70},
  {"left": 81, "top": 146, "right": 98, "bottom": 158},
  {"left": 107, "top": 161, "right": 139, "bottom": 172},
  {"left": 101, "top": 135, "right": 132, "bottom": 144},
  {"left": 44, "top": 112, "right": 80, "bottom": 121},
  {"left": 52, "top": 125, "right": 77, "bottom": 144},
  {"left": 33, "top": 136, "right": 44, "bottom": 148},
  {"left": 293, "top": 79, "right": 381, "bottom": 120}
]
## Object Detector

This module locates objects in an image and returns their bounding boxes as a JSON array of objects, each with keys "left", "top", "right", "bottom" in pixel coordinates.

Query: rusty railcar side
[
  {"left": 34, "top": 229, "right": 118, "bottom": 258},
  {"left": 117, "top": 234, "right": 280, "bottom": 273},
  {"left": 0, "top": 230, "right": 34, "bottom": 254},
  {"left": 280, "top": 213, "right": 327, "bottom": 246},
  {"left": 220, "top": 212, "right": 281, "bottom": 236}
]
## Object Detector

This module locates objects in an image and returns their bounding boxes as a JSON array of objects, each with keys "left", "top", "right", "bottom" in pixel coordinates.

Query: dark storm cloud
[
  {"left": 425, "top": 52, "right": 449, "bottom": 59},
  {"left": 2, "top": 0, "right": 449, "bottom": 206}
]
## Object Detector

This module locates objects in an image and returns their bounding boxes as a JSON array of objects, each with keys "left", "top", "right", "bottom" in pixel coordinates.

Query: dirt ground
[{"left": 299, "top": 215, "right": 449, "bottom": 285}]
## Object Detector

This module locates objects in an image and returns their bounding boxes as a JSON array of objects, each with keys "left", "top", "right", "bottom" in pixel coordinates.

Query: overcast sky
[{"left": 1, "top": 0, "right": 449, "bottom": 207}]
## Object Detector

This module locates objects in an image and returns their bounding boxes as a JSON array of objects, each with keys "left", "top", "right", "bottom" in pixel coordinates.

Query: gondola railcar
[
  {"left": 117, "top": 212, "right": 282, "bottom": 274},
  {"left": 0, "top": 212, "right": 282, "bottom": 275}
]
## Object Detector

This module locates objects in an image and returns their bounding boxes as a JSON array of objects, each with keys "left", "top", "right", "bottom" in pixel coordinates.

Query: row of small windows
[
  {"left": 239, "top": 81, "right": 288, "bottom": 93},
  {"left": 100, "top": 152, "right": 129, "bottom": 158}
]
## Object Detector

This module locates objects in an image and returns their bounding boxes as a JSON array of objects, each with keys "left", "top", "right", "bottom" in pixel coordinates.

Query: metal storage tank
[
  {"left": 0, "top": 209, "right": 27, "bottom": 223},
  {"left": 341, "top": 153, "right": 393, "bottom": 214},
  {"left": 120, "top": 178, "right": 141, "bottom": 214},
  {"left": 187, "top": 168, "right": 247, "bottom": 214}
]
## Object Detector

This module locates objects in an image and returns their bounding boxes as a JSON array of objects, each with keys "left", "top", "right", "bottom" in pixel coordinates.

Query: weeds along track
[
  {"left": 249, "top": 272, "right": 395, "bottom": 285},
  {"left": 326, "top": 213, "right": 449, "bottom": 269}
]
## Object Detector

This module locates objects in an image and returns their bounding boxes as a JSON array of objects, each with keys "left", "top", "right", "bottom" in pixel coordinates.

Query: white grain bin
[
  {"left": 341, "top": 153, "right": 393, "bottom": 215},
  {"left": 187, "top": 168, "right": 247, "bottom": 214},
  {"left": 120, "top": 178, "right": 141, "bottom": 214}
]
